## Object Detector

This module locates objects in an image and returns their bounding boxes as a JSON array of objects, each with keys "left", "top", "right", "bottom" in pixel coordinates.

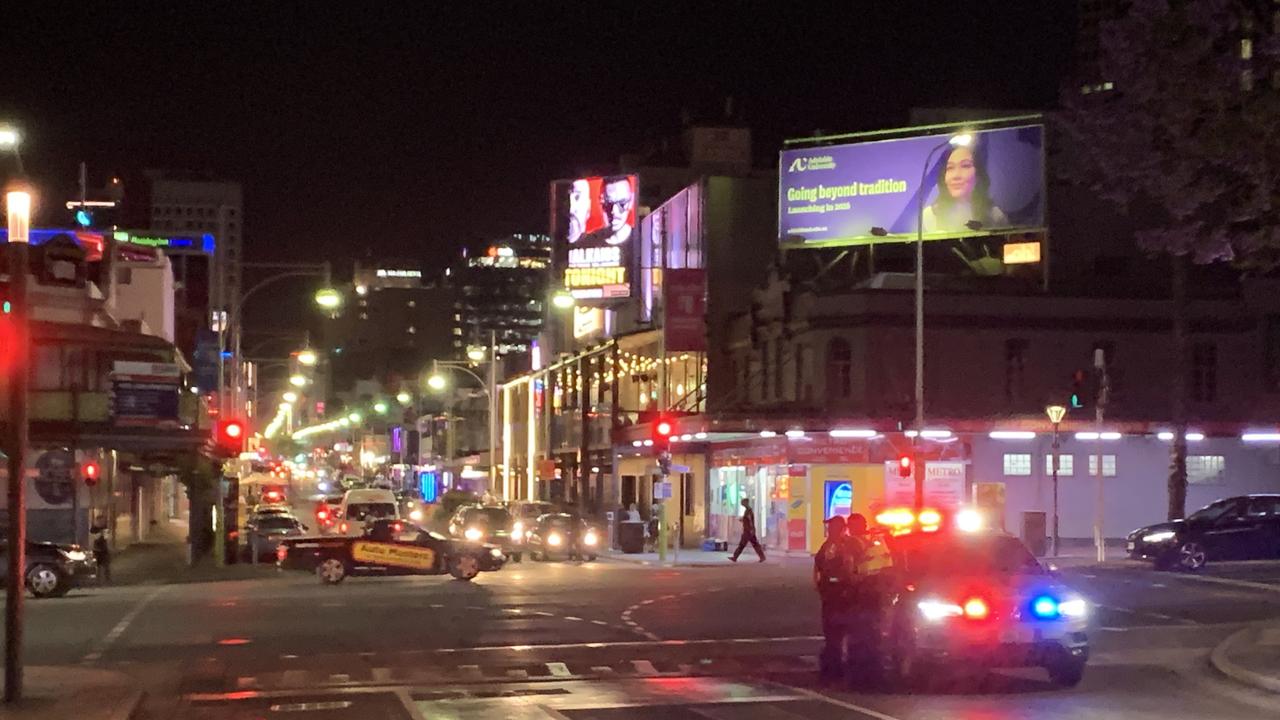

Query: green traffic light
[{"left": 2, "top": 300, "right": 10, "bottom": 314}]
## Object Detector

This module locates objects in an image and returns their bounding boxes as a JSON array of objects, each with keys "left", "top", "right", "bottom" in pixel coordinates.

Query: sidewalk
[
  {"left": 602, "top": 548, "right": 813, "bottom": 568},
  {"left": 1211, "top": 623, "right": 1280, "bottom": 693},
  {"left": 108, "top": 519, "right": 280, "bottom": 586},
  {"left": 0, "top": 666, "right": 143, "bottom": 720}
]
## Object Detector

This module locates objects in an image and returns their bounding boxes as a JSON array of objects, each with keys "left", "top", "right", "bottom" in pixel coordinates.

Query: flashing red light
[
  {"left": 897, "top": 454, "right": 913, "bottom": 478},
  {"left": 317, "top": 509, "right": 329, "bottom": 521},
  {"left": 82, "top": 461, "right": 101, "bottom": 486},
  {"left": 963, "top": 597, "right": 990, "bottom": 620},
  {"left": 216, "top": 419, "right": 248, "bottom": 455},
  {"left": 392, "top": 522, "right": 403, "bottom": 533},
  {"left": 224, "top": 421, "right": 244, "bottom": 439}
]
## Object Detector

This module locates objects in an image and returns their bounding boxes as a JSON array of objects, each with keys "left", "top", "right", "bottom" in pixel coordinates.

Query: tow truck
[
  {"left": 865, "top": 506, "right": 1090, "bottom": 688},
  {"left": 277, "top": 519, "right": 506, "bottom": 583}
]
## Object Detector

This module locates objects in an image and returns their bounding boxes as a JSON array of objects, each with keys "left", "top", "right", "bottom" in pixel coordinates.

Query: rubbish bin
[
  {"left": 618, "top": 521, "right": 645, "bottom": 554},
  {"left": 1021, "top": 511, "right": 1048, "bottom": 557}
]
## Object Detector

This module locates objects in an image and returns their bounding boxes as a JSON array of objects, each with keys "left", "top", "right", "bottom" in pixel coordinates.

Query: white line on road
[
  {"left": 80, "top": 585, "right": 167, "bottom": 666},
  {"left": 426, "top": 636, "right": 824, "bottom": 653},
  {"left": 563, "top": 616, "right": 582, "bottom": 622},
  {"left": 1173, "top": 573, "right": 1280, "bottom": 594},
  {"left": 780, "top": 684, "right": 906, "bottom": 720}
]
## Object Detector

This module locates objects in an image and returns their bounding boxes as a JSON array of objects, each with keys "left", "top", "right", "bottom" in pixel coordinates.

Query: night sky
[{"left": 3, "top": 3, "right": 1075, "bottom": 271}]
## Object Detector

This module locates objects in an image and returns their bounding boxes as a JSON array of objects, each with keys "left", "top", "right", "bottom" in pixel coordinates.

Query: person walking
[
  {"left": 92, "top": 528, "right": 112, "bottom": 585},
  {"left": 729, "top": 498, "right": 766, "bottom": 562}
]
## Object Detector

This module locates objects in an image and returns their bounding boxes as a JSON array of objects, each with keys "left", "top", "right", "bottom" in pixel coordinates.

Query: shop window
[
  {"left": 1187, "top": 455, "right": 1225, "bottom": 485},
  {"left": 826, "top": 338, "right": 852, "bottom": 399},
  {"left": 1191, "top": 342, "right": 1217, "bottom": 402},
  {"left": 1002, "top": 453, "right": 1032, "bottom": 476},
  {"left": 1044, "top": 454, "right": 1074, "bottom": 476},
  {"left": 1088, "top": 454, "right": 1117, "bottom": 477}
]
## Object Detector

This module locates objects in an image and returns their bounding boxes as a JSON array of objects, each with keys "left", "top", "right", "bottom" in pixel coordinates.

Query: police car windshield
[{"left": 904, "top": 535, "right": 1044, "bottom": 577}]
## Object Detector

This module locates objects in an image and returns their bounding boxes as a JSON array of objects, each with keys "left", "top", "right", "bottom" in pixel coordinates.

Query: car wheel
[
  {"left": 449, "top": 555, "right": 480, "bottom": 581},
  {"left": 1046, "top": 657, "right": 1086, "bottom": 687},
  {"left": 1177, "top": 541, "right": 1207, "bottom": 571},
  {"left": 26, "top": 564, "right": 67, "bottom": 598},
  {"left": 511, "top": 553, "right": 522, "bottom": 563},
  {"left": 316, "top": 557, "right": 348, "bottom": 585},
  {"left": 585, "top": 554, "right": 597, "bottom": 562}
]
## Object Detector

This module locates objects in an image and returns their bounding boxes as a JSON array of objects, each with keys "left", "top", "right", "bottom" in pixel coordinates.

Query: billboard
[
  {"left": 779, "top": 124, "right": 1045, "bottom": 246},
  {"left": 562, "top": 174, "right": 638, "bottom": 301}
]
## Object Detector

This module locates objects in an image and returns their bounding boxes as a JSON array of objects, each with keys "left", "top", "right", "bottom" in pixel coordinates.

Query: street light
[
  {"left": 1046, "top": 404, "right": 1068, "bottom": 557},
  {"left": 396, "top": 391, "right": 412, "bottom": 405},
  {"left": 4, "top": 184, "right": 31, "bottom": 703},
  {"left": 0, "top": 128, "right": 18, "bottom": 149},
  {"left": 908, "top": 130, "right": 973, "bottom": 508},
  {"left": 427, "top": 373, "right": 447, "bottom": 391},
  {"left": 373, "top": 401, "right": 389, "bottom": 414},
  {"left": 282, "top": 391, "right": 299, "bottom": 403},
  {"left": 296, "top": 349, "right": 318, "bottom": 366},
  {"left": 551, "top": 289, "right": 575, "bottom": 310},
  {"left": 314, "top": 288, "right": 342, "bottom": 310},
  {"left": 289, "top": 374, "right": 307, "bottom": 388},
  {"left": 466, "top": 346, "right": 486, "bottom": 363},
  {"left": 347, "top": 412, "right": 362, "bottom": 423}
]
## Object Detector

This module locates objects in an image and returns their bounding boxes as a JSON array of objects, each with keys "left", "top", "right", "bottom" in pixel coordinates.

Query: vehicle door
[
  {"left": 1200, "top": 498, "right": 1252, "bottom": 559},
  {"left": 1244, "top": 497, "right": 1280, "bottom": 559}
]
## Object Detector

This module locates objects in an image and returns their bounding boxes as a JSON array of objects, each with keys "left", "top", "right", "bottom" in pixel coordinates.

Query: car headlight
[
  {"left": 490, "top": 548, "right": 503, "bottom": 558},
  {"left": 464, "top": 527, "right": 484, "bottom": 542},
  {"left": 917, "top": 599, "right": 963, "bottom": 622},
  {"left": 64, "top": 550, "right": 88, "bottom": 562},
  {"left": 1142, "top": 530, "right": 1177, "bottom": 543},
  {"left": 513, "top": 521, "right": 524, "bottom": 536},
  {"left": 409, "top": 509, "right": 423, "bottom": 521},
  {"left": 1057, "top": 597, "right": 1088, "bottom": 618},
  {"left": 583, "top": 531, "right": 599, "bottom": 546},
  {"left": 547, "top": 532, "right": 563, "bottom": 547}
]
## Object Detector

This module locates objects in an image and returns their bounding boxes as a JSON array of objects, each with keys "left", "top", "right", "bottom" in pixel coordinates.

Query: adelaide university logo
[{"left": 787, "top": 155, "right": 835, "bottom": 173}]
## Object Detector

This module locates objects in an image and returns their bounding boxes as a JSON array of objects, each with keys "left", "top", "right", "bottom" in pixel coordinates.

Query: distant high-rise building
[
  {"left": 145, "top": 172, "right": 243, "bottom": 319},
  {"left": 451, "top": 234, "right": 552, "bottom": 358}
]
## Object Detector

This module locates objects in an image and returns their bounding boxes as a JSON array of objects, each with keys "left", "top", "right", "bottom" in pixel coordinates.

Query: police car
[{"left": 874, "top": 508, "right": 1090, "bottom": 688}]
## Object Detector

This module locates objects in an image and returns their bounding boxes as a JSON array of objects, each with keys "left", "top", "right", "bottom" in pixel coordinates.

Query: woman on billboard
[{"left": 921, "top": 141, "right": 1009, "bottom": 234}]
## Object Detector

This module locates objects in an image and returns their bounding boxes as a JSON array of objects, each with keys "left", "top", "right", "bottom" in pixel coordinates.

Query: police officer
[
  {"left": 841, "top": 513, "right": 896, "bottom": 684},
  {"left": 814, "top": 515, "right": 855, "bottom": 679}
]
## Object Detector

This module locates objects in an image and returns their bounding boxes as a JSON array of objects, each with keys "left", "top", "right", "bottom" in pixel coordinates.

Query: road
[{"left": 11, "top": 552, "right": 1280, "bottom": 719}]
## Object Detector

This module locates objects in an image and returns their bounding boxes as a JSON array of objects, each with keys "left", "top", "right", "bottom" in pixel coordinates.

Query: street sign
[{"left": 653, "top": 481, "right": 673, "bottom": 500}]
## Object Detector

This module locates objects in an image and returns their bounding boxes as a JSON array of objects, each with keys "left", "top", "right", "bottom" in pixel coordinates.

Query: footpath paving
[
  {"left": 107, "top": 520, "right": 278, "bottom": 587},
  {"left": 1211, "top": 624, "right": 1280, "bottom": 694},
  {"left": 0, "top": 666, "right": 144, "bottom": 720}
]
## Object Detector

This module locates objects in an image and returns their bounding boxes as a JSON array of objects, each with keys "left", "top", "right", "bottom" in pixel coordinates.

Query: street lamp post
[
  {"left": 429, "top": 330, "right": 499, "bottom": 495},
  {"left": 4, "top": 186, "right": 31, "bottom": 702},
  {"left": 911, "top": 132, "right": 972, "bottom": 507},
  {"left": 1046, "top": 404, "right": 1067, "bottom": 557}
]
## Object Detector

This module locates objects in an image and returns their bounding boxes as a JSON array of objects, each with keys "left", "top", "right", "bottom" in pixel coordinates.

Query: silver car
[{"left": 244, "top": 514, "right": 308, "bottom": 561}]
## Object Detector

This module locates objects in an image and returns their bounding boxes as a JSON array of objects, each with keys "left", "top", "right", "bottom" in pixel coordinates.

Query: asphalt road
[{"left": 10, "top": 552, "right": 1280, "bottom": 719}]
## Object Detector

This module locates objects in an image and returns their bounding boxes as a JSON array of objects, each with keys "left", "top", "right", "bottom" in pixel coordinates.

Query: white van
[{"left": 334, "top": 488, "right": 399, "bottom": 536}]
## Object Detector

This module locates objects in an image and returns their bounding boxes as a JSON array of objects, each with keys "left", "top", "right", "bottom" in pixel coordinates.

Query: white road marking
[
  {"left": 591, "top": 619, "right": 611, "bottom": 626},
  {"left": 1174, "top": 573, "right": 1280, "bottom": 594},
  {"left": 457, "top": 664, "right": 482, "bottom": 679},
  {"left": 80, "top": 585, "right": 167, "bottom": 665},
  {"left": 426, "top": 636, "right": 824, "bottom": 653},
  {"left": 782, "top": 685, "right": 906, "bottom": 720},
  {"left": 506, "top": 668, "right": 529, "bottom": 680},
  {"left": 564, "top": 616, "right": 582, "bottom": 621},
  {"left": 546, "top": 661, "right": 572, "bottom": 677},
  {"left": 236, "top": 676, "right": 258, "bottom": 689},
  {"left": 328, "top": 673, "right": 350, "bottom": 683},
  {"left": 631, "top": 659, "right": 658, "bottom": 676}
]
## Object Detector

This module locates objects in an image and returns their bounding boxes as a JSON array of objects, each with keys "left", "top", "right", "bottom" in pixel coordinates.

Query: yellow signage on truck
[{"left": 351, "top": 542, "right": 436, "bottom": 571}]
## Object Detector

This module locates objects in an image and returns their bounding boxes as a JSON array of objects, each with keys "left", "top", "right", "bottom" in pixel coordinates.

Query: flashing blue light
[
  {"left": 202, "top": 233, "right": 216, "bottom": 254},
  {"left": 75, "top": 209, "right": 93, "bottom": 227},
  {"left": 1031, "top": 596, "right": 1059, "bottom": 619},
  {"left": 220, "top": 351, "right": 234, "bottom": 359},
  {"left": 2, "top": 300, "right": 10, "bottom": 314}
]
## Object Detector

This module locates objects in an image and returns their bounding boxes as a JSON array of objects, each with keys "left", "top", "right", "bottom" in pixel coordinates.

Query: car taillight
[
  {"left": 962, "top": 597, "right": 990, "bottom": 620},
  {"left": 340, "top": 522, "right": 348, "bottom": 533},
  {"left": 276, "top": 545, "right": 288, "bottom": 562},
  {"left": 392, "top": 522, "right": 403, "bottom": 533},
  {"left": 317, "top": 509, "right": 329, "bottom": 520}
]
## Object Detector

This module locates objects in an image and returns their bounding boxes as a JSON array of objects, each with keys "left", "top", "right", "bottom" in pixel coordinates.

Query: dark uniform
[
  {"left": 730, "top": 499, "right": 766, "bottom": 562},
  {"left": 814, "top": 515, "right": 855, "bottom": 678},
  {"left": 814, "top": 514, "right": 895, "bottom": 683}
]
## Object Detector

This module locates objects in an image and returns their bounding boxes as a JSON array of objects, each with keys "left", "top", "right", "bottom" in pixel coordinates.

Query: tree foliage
[{"left": 1057, "top": 0, "right": 1280, "bottom": 265}]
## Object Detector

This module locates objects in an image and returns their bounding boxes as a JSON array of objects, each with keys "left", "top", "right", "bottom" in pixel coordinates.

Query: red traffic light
[
  {"left": 897, "top": 454, "right": 913, "bottom": 478},
  {"left": 215, "top": 419, "right": 248, "bottom": 456},
  {"left": 655, "top": 420, "right": 673, "bottom": 437},
  {"left": 82, "top": 461, "right": 101, "bottom": 486},
  {"left": 223, "top": 420, "right": 244, "bottom": 439}
]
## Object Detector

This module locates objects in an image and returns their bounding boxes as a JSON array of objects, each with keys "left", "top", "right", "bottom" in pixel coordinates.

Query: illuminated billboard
[
  {"left": 779, "top": 124, "right": 1045, "bottom": 246},
  {"left": 562, "top": 174, "right": 638, "bottom": 300}
]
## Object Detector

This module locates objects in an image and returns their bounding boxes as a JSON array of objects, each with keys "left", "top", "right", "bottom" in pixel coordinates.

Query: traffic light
[
  {"left": 1070, "top": 369, "right": 1087, "bottom": 409},
  {"left": 652, "top": 416, "right": 674, "bottom": 452},
  {"left": 897, "top": 454, "right": 913, "bottom": 478},
  {"left": 82, "top": 461, "right": 100, "bottom": 486},
  {"left": 215, "top": 419, "right": 247, "bottom": 457}
]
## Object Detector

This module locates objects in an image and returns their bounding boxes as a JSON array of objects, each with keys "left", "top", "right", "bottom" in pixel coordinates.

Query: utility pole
[
  {"left": 1093, "top": 348, "right": 1110, "bottom": 563},
  {"left": 5, "top": 188, "right": 33, "bottom": 702}
]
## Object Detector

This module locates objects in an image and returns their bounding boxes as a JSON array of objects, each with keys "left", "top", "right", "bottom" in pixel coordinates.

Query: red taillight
[
  {"left": 392, "top": 522, "right": 403, "bottom": 533},
  {"left": 317, "top": 509, "right": 329, "bottom": 520},
  {"left": 339, "top": 522, "right": 348, "bottom": 533},
  {"left": 276, "top": 545, "right": 288, "bottom": 562},
  {"left": 963, "top": 597, "right": 989, "bottom": 620}
]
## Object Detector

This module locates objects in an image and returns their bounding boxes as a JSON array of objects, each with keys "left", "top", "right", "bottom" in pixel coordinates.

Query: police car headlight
[
  {"left": 917, "top": 599, "right": 963, "bottom": 622},
  {"left": 1057, "top": 597, "right": 1088, "bottom": 618},
  {"left": 1142, "top": 530, "right": 1176, "bottom": 543},
  {"left": 583, "top": 531, "right": 599, "bottom": 546}
]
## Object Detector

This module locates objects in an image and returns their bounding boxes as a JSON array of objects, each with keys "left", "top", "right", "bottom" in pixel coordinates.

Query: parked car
[
  {"left": 1127, "top": 494, "right": 1280, "bottom": 570},
  {"left": 0, "top": 539, "right": 97, "bottom": 598},
  {"left": 244, "top": 513, "right": 309, "bottom": 561}
]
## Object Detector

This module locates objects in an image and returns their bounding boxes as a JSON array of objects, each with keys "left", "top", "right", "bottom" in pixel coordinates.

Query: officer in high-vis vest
[
  {"left": 814, "top": 513, "right": 897, "bottom": 682},
  {"left": 842, "top": 513, "right": 896, "bottom": 683}
]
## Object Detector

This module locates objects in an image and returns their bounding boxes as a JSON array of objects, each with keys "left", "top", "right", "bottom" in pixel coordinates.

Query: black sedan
[
  {"left": 0, "top": 540, "right": 97, "bottom": 598},
  {"left": 526, "top": 513, "right": 602, "bottom": 561},
  {"left": 448, "top": 505, "right": 522, "bottom": 561},
  {"left": 1127, "top": 494, "right": 1280, "bottom": 570},
  {"left": 277, "top": 519, "right": 505, "bottom": 583}
]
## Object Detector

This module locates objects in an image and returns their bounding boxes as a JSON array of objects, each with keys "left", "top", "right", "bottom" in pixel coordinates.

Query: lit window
[
  {"left": 407, "top": 326, "right": 416, "bottom": 334},
  {"left": 1045, "top": 454, "right": 1074, "bottom": 476},
  {"left": 1242, "top": 37, "right": 1254, "bottom": 60},
  {"left": 407, "top": 301, "right": 416, "bottom": 308},
  {"left": 1088, "top": 455, "right": 1117, "bottom": 477},
  {"left": 1003, "top": 453, "right": 1032, "bottom": 476},
  {"left": 1187, "top": 455, "right": 1225, "bottom": 485}
]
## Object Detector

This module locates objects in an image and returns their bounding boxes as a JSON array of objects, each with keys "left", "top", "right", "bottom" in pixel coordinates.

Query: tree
[{"left": 1057, "top": 0, "right": 1280, "bottom": 520}]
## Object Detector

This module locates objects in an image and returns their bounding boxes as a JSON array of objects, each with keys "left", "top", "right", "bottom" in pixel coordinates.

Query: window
[
  {"left": 1246, "top": 497, "right": 1280, "bottom": 517},
  {"left": 682, "top": 473, "right": 694, "bottom": 516},
  {"left": 1186, "top": 455, "right": 1225, "bottom": 485},
  {"left": 1004, "top": 338, "right": 1028, "bottom": 405},
  {"left": 827, "top": 338, "right": 852, "bottom": 399},
  {"left": 1045, "top": 454, "right": 1074, "bottom": 476},
  {"left": 1088, "top": 454, "right": 1117, "bottom": 477},
  {"left": 761, "top": 345, "right": 772, "bottom": 401},
  {"left": 1191, "top": 342, "right": 1217, "bottom": 402},
  {"left": 1003, "top": 454, "right": 1032, "bottom": 476}
]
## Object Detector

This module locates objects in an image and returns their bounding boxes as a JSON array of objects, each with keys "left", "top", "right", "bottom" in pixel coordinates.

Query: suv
[{"left": 449, "top": 505, "right": 521, "bottom": 561}]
